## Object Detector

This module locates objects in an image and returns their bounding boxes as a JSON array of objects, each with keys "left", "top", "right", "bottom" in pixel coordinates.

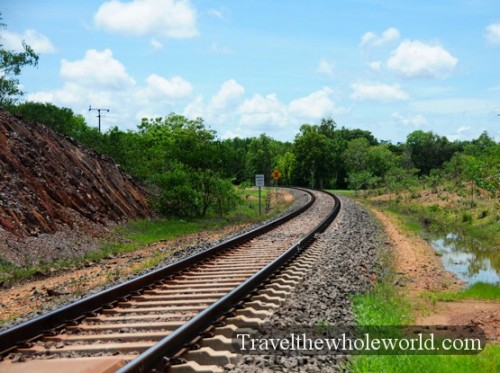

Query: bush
[
  {"left": 155, "top": 164, "right": 242, "bottom": 218},
  {"left": 428, "top": 204, "right": 440, "bottom": 213},
  {"left": 155, "top": 166, "right": 202, "bottom": 217},
  {"left": 211, "top": 178, "right": 242, "bottom": 217},
  {"left": 462, "top": 211, "right": 473, "bottom": 223}
]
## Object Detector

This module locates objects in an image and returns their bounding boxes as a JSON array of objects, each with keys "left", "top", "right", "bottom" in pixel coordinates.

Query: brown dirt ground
[{"left": 371, "top": 208, "right": 499, "bottom": 343}]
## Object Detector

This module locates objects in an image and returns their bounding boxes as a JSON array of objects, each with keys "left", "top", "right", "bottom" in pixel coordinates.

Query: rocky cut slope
[{"left": 0, "top": 110, "right": 150, "bottom": 265}]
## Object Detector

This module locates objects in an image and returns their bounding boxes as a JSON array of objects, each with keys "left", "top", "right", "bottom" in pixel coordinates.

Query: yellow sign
[{"left": 271, "top": 168, "right": 282, "bottom": 180}]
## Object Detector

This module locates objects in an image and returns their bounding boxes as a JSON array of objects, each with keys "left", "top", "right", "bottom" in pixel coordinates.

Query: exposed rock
[{"left": 0, "top": 110, "right": 150, "bottom": 265}]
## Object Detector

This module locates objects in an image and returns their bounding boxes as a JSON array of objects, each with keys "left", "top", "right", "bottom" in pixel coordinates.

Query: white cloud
[
  {"left": 183, "top": 95, "right": 205, "bottom": 119},
  {"left": 289, "top": 87, "right": 339, "bottom": 120},
  {"left": 486, "top": 23, "right": 500, "bottom": 45},
  {"left": 27, "top": 49, "right": 193, "bottom": 131},
  {"left": 145, "top": 74, "right": 192, "bottom": 99},
  {"left": 94, "top": 0, "right": 198, "bottom": 38},
  {"left": 210, "top": 79, "right": 245, "bottom": 110},
  {"left": 446, "top": 125, "right": 477, "bottom": 141},
  {"left": 369, "top": 60, "right": 382, "bottom": 72},
  {"left": 350, "top": 81, "right": 409, "bottom": 102},
  {"left": 208, "top": 8, "right": 225, "bottom": 19},
  {"left": 392, "top": 112, "right": 428, "bottom": 127},
  {"left": 0, "top": 29, "right": 56, "bottom": 53},
  {"left": 150, "top": 38, "right": 164, "bottom": 50},
  {"left": 238, "top": 94, "right": 288, "bottom": 128},
  {"left": 220, "top": 130, "right": 243, "bottom": 139},
  {"left": 183, "top": 79, "right": 244, "bottom": 125},
  {"left": 361, "top": 27, "right": 400, "bottom": 47},
  {"left": 317, "top": 58, "right": 334, "bottom": 76},
  {"left": 61, "top": 49, "right": 135, "bottom": 90},
  {"left": 387, "top": 40, "right": 458, "bottom": 78},
  {"left": 361, "top": 32, "right": 376, "bottom": 46},
  {"left": 457, "top": 125, "right": 471, "bottom": 133},
  {"left": 185, "top": 83, "right": 343, "bottom": 138}
]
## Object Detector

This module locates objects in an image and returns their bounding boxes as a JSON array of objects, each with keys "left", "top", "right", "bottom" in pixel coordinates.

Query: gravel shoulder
[{"left": 233, "top": 195, "right": 383, "bottom": 372}]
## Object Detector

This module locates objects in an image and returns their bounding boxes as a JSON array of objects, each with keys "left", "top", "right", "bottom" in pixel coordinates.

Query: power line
[{"left": 89, "top": 105, "right": 110, "bottom": 133}]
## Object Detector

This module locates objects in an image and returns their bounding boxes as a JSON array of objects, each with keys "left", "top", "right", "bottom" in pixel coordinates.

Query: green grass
[
  {"left": 240, "top": 187, "right": 272, "bottom": 198},
  {"left": 352, "top": 280, "right": 413, "bottom": 326},
  {"left": 383, "top": 206, "right": 423, "bottom": 234},
  {"left": 115, "top": 218, "right": 219, "bottom": 245},
  {"left": 350, "top": 275, "right": 500, "bottom": 372},
  {"left": 351, "top": 347, "right": 500, "bottom": 373},
  {"left": 426, "top": 282, "right": 500, "bottom": 302},
  {"left": 83, "top": 218, "right": 224, "bottom": 263},
  {"left": 327, "top": 189, "right": 356, "bottom": 197},
  {"left": 349, "top": 238, "right": 500, "bottom": 372}
]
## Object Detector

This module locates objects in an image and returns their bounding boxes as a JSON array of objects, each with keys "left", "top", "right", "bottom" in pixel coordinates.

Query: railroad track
[{"left": 0, "top": 189, "right": 340, "bottom": 373}]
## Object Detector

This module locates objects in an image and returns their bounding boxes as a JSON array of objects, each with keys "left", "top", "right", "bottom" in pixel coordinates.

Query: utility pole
[{"left": 89, "top": 105, "right": 110, "bottom": 133}]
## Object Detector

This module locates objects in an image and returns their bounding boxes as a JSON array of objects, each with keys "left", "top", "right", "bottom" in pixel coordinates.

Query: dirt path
[{"left": 370, "top": 208, "right": 499, "bottom": 343}]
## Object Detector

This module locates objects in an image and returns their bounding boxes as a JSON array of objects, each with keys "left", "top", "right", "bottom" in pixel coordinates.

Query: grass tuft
[{"left": 426, "top": 282, "right": 500, "bottom": 302}]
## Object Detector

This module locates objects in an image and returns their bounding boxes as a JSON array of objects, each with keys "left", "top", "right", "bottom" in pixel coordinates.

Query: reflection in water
[{"left": 427, "top": 230, "right": 499, "bottom": 285}]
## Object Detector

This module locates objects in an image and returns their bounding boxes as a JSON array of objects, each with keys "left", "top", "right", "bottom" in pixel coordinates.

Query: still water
[{"left": 425, "top": 230, "right": 499, "bottom": 285}]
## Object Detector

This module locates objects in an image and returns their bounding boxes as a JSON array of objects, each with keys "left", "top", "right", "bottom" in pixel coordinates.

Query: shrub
[
  {"left": 428, "top": 204, "right": 440, "bottom": 213},
  {"left": 462, "top": 212, "right": 473, "bottom": 223},
  {"left": 155, "top": 164, "right": 242, "bottom": 218}
]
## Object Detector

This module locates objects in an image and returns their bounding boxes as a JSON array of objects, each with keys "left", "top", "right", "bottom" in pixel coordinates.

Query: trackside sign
[{"left": 255, "top": 174, "right": 264, "bottom": 187}]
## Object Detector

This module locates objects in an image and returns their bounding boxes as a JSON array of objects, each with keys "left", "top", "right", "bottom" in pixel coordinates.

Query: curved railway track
[{"left": 0, "top": 189, "right": 340, "bottom": 373}]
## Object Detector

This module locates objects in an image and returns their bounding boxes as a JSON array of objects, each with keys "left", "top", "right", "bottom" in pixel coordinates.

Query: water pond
[{"left": 424, "top": 229, "right": 499, "bottom": 285}]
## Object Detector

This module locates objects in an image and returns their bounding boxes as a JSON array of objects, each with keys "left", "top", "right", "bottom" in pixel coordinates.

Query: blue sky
[{"left": 2, "top": 0, "right": 500, "bottom": 143}]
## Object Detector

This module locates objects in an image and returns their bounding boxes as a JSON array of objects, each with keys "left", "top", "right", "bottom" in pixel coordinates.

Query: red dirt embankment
[{"left": 0, "top": 110, "right": 150, "bottom": 266}]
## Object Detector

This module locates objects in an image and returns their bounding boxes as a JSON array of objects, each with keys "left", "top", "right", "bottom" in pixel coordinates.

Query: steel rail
[
  {"left": 0, "top": 188, "right": 314, "bottom": 354},
  {"left": 118, "top": 191, "right": 340, "bottom": 373}
]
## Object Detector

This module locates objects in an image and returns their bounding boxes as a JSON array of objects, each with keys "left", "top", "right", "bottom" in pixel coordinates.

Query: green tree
[
  {"left": 367, "top": 145, "right": 397, "bottom": 179},
  {"left": 293, "top": 122, "right": 344, "bottom": 189},
  {"left": 337, "top": 126, "right": 378, "bottom": 146},
  {"left": 424, "top": 169, "right": 442, "bottom": 194},
  {"left": 277, "top": 151, "right": 297, "bottom": 186},
  {"left": 383, "top": 167, "right": 419, "bottom": 195},
  {"left": 443, "top": 133, "right": 499, "bottom": 198},
  {"left": 347, "top": 170, "right": 376, "bottom": 195},
  {"left": 246, "top": 134, "right": 277, "bottom": 184},
  {"left": 343, "top": 138, "right": 370, "bottom": 173},
  {"left": 218, "top": 137, "right": 251, "bottom": 183},
  {"left": 343, "top": 138, "right": 379, "bottom": 194},
  {"left": 0, "top": 15, "right": 39, "bottom": 106},
  {"left": 406, "top": 130, "right": 460, "bottom": 175},
  {"left": 461, "top": 154, "right": 481, "bottom": 208}
]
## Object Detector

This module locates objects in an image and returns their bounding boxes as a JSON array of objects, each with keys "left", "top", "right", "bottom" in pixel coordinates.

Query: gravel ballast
[{"left": 232, "top": 195, "right": 383, "bottom": 372}]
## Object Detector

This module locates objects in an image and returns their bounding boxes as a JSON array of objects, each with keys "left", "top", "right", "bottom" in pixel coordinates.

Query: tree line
[{"left": 4, "top": 101, "right": 499, "bottom": 219}]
